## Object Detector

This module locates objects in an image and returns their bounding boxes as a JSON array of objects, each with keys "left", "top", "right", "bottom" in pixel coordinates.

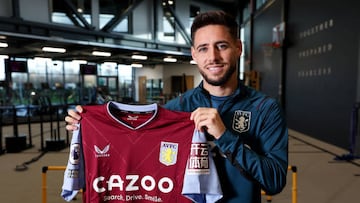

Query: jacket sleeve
[{"left": 214, "top": 101, "right": 288, "bottom": 195}]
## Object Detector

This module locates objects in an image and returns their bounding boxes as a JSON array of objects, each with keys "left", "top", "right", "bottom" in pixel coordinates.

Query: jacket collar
[{"left": 197, "top": 80, "right": 248, "bottom": 100}]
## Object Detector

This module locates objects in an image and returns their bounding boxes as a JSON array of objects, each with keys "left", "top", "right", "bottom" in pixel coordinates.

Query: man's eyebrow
[
  {"left": 196, "top": 40, "right": 230, "bottom": 48},
  {"left": 216, "top": 40, "right": 230, "bottom": 44},
  {"left": 195, "top": 43, "right": 208, "bottom": 49}
]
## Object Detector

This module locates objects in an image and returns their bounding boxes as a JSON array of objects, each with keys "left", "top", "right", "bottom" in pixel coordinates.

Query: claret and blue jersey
[{"left": 61, "top": 102, "right": 222, "bottom": 203}]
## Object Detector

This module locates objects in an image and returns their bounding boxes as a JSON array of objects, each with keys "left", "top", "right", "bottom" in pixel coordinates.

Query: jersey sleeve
[
  {"left": 182, "top": 130, "right": 223, "bottom": 203},
  {"left": 61, "top": 125, "right": 85, "bottom": 201}
]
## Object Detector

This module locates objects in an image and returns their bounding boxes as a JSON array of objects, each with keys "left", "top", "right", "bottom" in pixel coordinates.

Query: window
[
  {"left": 160, "top": 0, "right": 176, "bottom": 42},
  {"left": 99, "top": 0, "right": 130, "bottom": 33},
  {"left": 118, "top": 64, "right": 134, "bottom": 98},
  {"left": 51, "top": 0, "right": 92, "bottom": 26},
  {"left": 0, "top": 57, "right": 6, "bottom": 80}
]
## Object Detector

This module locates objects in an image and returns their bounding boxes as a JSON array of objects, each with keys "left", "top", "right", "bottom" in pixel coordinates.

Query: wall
[
  {"left": 134, "top": 65, "right": 163, "bottom": 102},
  {"left": 162, "top": 63, "right": 202, "bottom": 95},
  {"left": 249, "top": 0, "right": 360, "bottom": 149},
  {"left": 20, "top": 0, "right": 49, "bottom": 23},
  {"left": 0, "top": 0, "right": 12, "bottom": 17},
  {"left": 133, "top": 63, "right": 201, "bottom": 102},
  {"left": 252, "top": 0, "right": 283, "bottom": 100},
  {"left": 133, "top": 1, "right": 153, "bottom": 39},
  {"left": 284, "top": 0, "right": 359, "bottom": 149}
]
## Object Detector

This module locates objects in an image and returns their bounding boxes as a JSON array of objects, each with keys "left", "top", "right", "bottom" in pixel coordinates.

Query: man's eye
[
  {"left": 198, "top": 47, "right": 207, "bottom": 52},
  {"left": 217, "top": 44, "right": 228, "bottom": 50}
]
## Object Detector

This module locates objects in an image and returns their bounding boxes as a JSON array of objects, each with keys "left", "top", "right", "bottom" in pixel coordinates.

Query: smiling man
[
  {"left": 165, "top": 11, "right": 288, "bottom": 203},
  {"left": 65, "top": 10, "right": 288, "bottom": 203}
]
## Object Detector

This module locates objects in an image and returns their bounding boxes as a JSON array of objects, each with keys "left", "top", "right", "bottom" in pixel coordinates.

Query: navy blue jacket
[{"left": 164, "top": 81, "right": 288, "bottom": 203}]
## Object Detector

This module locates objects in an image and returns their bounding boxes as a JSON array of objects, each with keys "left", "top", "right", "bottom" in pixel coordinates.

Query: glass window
[
  {"left": 113, "top": 17, "right": 129, "bottom": 32},
  {"left": 99, "top": 0, "right": 130, "bottom": 33},
  {"left": 11, "top": 72, "right": 28, "bottom": 105},
  {"left": 0, "top": 57, "right": 6, "bottom": 80},
  {"left": 256, "top": 0, "right": 268, "bottom": 10},
  {"left": 239, "top": 27, "right": 245, "bottom": 80},
  {"left": 48, "top": 60, "right": 64, "bottom": 88},
  {"left": 118, "top": 64, "right": 133, "bottom": 98},
  {"left": 99, "top": 62, "right": 118, "bottom": 76},
  {"left": 189, "top": 5, "right": 200, "bottom": 34},
  {"left": 0, "top": 57, "right": 6, "bottom": 105},
  {"left": 28, "top": 58, "right": 47, "bottom": 89},
  {"left": 160, "top": 0, "right": 176, "bottom": 42},
  {"left": 51, "top": 0, "right": 92, "bottom": 26},
  {"left": 99, "top": 14, "right": 129, "bottom": 33},
  {"left": 64, "top": 61, "right": 81, "bottom": 104}
]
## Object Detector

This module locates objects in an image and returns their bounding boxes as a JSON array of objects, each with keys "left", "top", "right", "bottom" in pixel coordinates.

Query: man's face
[{"left": 191, "top": 25, "right": 242, "bottom": 86}]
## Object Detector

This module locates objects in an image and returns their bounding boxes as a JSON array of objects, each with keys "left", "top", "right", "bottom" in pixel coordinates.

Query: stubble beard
[{"left": 200, "top": 64, "right": 237, "bottom": 86}]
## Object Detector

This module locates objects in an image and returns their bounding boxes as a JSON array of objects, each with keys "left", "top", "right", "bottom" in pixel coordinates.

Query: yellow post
[
  {"left": 41, "top": 166, "right": 67, "bottom": 203},
  {"left": 261, "top": 190, "right": 272, "bottom": 202},
  {"left": 48, "top": 166, "right": 66, "bottom": 171},
  {"left": 291, "top": 166, "right": 297, "bottom": 203},
  {"left": 287, "top": 165, "right": 298, "bottom": 203},
  {"left": 42, "top": 167, "right": 48, "bottom": 203}
]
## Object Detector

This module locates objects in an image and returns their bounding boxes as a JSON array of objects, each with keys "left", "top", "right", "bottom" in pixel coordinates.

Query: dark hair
[{"left": 190, "top": 10, "right": 238, "bottom": 45}]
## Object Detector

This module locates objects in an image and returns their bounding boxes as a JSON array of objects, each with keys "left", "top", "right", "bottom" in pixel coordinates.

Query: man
[{"left": 66, "top": 10, "right": 288, "bottom": 203}]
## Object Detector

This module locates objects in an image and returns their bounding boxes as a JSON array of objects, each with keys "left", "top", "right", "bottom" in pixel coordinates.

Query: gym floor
[{"left": 0, "top": 123, "right": 359, "bottom": 203}]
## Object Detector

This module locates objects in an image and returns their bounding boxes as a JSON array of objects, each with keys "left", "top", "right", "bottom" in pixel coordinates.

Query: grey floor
[{"left": 0, "top": 123, "right": 360, "bottom": 203}]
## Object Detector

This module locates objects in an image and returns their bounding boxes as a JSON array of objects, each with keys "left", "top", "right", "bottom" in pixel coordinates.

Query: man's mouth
[{"left": 207, "top": 64, "right": 224, "bottom": 73}]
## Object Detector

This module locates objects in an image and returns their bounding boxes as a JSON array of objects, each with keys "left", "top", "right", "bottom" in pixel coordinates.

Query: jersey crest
[
  {"left": 232, "top": 110, "right": 251, "bottom": 133},
  {"left": 159, "top": 142, "right": 178, "bottom": 166}
]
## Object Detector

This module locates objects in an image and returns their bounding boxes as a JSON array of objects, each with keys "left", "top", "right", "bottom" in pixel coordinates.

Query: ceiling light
[
  {"left": 72, "top": 60, "right": 87, "bottom": 64},
  {"left": 131, "top": 64, "right": 143, "bottom": 68},
  {"left": 42, "top": 46, "right": 66, "bottom": 53},
  {"left": 163, "top": 57, "right": 177, "bottom": 62},
  {"left": 0, "top": 55, "right": 9, "bottom": 59},
  {"left": 190, "top": 60, "right": 197, "bottom": 65},
  {"left": 131, "top": 55, "right": 148, "bottom": 60},
  {"left": 0, "top": 42, "right": 8, "bottom": 48},
  {"left": 92, "top": 51, "right": 111, "bottom": 57}
]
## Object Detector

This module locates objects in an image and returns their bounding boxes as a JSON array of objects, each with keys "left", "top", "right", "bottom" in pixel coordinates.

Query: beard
[{"left": 199, "top": 64, "right": 237, "bottom": 86}]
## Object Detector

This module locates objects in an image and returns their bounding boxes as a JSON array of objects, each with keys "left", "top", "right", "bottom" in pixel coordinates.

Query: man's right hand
[{"left": 65, "top": 105, "right": 83, "bottom": 131}]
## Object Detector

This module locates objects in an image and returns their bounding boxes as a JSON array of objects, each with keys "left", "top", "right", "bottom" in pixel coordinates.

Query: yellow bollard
[{"left": 41, "top": 166, "right": 67, "bottom": 203}]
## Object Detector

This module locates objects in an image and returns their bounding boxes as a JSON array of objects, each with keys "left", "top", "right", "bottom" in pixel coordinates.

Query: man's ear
[
  {"left": 191, "top": 46, "right": 197, "bottom": 61},
  {"left": 237, "top": 39, "right": 243, "bottom": 57}
]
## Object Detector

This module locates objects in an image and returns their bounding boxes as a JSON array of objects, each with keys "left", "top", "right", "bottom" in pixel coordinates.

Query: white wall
[{"left": 134, "top": 64, "right": 163, "bottom": 101}]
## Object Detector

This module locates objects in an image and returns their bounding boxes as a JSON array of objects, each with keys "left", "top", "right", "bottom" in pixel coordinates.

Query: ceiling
[
  {"left": 0, "top": 0, "right": 245, "bottom": 66},
  {"left": 0, "top": 17, "right": 193, "bottom": 66},
  {"left": 0, "top": 34, "right": 193, "bottom": 66}
]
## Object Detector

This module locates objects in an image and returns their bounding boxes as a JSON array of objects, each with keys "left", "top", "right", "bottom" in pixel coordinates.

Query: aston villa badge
[
  {"left": 159, "top": 142, "right": 178, "bottom": 166},
  {"left": 232, "top": 110, "right": 251, "bottom": 133}
]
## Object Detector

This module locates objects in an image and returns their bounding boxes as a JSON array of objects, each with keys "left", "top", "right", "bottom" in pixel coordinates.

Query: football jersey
[{"left": 61, "top": 102, "right": 222, "bottom": 203}]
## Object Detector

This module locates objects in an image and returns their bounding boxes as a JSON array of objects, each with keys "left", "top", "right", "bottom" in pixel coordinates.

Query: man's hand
[
  {"left": 190, "top": 107, "right": 226, "bottom": 139},
  {"left": 65, "top": 105, "right": 83, "bottom": 131}
]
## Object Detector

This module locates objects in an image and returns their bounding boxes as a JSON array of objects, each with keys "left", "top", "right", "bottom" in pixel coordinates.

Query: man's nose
[{"left": 207, "top": 46, "right": 220, "bottom": 60}]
